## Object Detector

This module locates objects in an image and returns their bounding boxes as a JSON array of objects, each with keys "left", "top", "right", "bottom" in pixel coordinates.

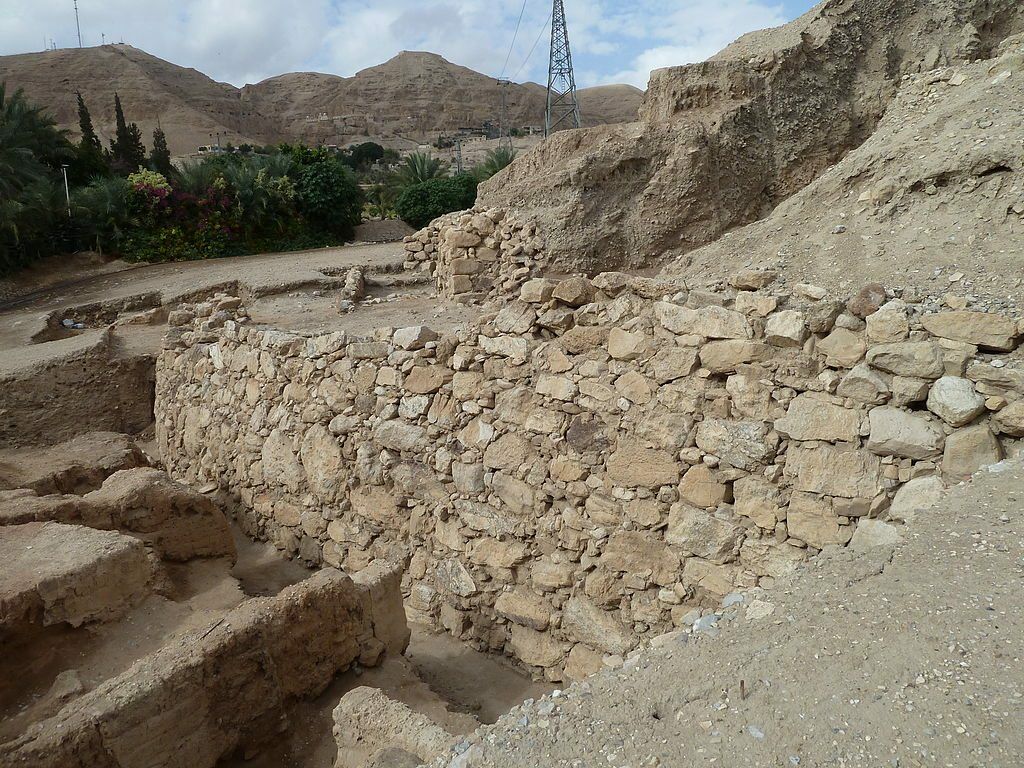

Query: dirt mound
[
  {"left": 667, "top": 34, "right": 1024, "bottom": 301},
  {"left": 478, "top": 0, "right": 1024, "bottom": 273},
  {"left": 0, "top": 47, "right": 641, "bottom": 156}
]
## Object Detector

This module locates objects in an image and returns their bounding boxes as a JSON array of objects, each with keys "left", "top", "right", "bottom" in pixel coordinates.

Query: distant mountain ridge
[{"left": 0, "top": 45, "right": 644, "bottom": 155}]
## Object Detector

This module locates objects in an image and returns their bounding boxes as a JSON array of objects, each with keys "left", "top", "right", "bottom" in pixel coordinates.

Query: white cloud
[{"left": 0, "top": 0, "right": 793, "bottom": 90}]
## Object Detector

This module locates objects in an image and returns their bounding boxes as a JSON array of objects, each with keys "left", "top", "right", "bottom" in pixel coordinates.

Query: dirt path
[
  {"left": 0, "top": 242, "right": 407, "bottom": 352},
  {"left": 453, "top": 459, "right": 1024, "bottom": 768}
]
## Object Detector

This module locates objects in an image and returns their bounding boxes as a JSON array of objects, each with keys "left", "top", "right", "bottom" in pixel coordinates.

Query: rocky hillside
[
  {"left": 243, "top": 52, "right": 644, "bottom": 149},
  {"left": 479, "top": 0, "right": 1024, "bottom": 273},
  {"left": 0, "top": 46, "right": 643, "bottom": 155}
]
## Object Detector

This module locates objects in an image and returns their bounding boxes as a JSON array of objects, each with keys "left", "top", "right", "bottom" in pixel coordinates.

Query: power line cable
[
  {"left": 511, "top": 10, "right": 551, "bottom": 82},
  {"left": 499, "top": 0, "right": 530, "bottom": 78}
]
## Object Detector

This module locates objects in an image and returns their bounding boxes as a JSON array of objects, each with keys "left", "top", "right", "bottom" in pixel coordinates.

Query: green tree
[
  {"left": 395, "top": 174, "right": 478, "bottom": 229},
  {"left": 70, "top": 92, "right": 109, "bottom": 183},
  {"left": 294, "top": 155, "right": 363, "bottom": 237},
  {"left": 109, "top": 93, "right": 145, "bottom": 175},
  {"left": 149, "top": 126, "right": 172, "bottom": 177},
  {"left": 393, "top": 151, "right": 447, "bottom": 189},
  {"left": 0, "top": 83, "right": 74, "bottom": 272},
  {"left": 474, "top": 146, "right": 516, "bottom": 182}
]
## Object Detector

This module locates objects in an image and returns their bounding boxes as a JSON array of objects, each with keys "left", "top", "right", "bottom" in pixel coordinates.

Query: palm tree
[
  {"left": 474, "top": 146, "right": 516, "bottom": 182},
  {"left": 392, "top": 151, "right": 447, "bottom": 189},
  {"left": 0, "top": 83, "right": 73, "bottom": 272},
  {"left": 71, "top": 176, "right": 131, "bottom": 254},
  {"left": 174, "top": 159, "right": 223, "bottom": 195}
]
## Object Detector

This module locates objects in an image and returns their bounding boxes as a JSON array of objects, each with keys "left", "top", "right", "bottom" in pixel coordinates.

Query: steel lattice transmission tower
[{"left": 545, "top": 0, "right": 581, "bottom": 136}]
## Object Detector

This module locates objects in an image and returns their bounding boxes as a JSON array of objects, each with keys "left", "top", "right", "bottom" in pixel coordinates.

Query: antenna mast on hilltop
[
  {"left": 74, "top": 1, "right": 83, "bottom": 47},
  {"left": 545, "top": 0, "right": 581, "bottom": 136}
]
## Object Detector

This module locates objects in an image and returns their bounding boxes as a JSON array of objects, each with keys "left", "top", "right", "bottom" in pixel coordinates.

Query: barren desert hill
[
  {"left": 0, "top": 44, "right": 279, "bottom": 156},
  {"left": 0, "top": 45, "right": 643, "bottom": 155},
  {"left": 242, "top": 51, "right": 643, "bottom": 146}
]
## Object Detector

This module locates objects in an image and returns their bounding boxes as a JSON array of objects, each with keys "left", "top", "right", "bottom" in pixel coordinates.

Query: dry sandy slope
[
  {"left": 668, "top": 35, "right": 1024, "bottom": 303},
  {"left": 440, "top": 457, "right": 1024, "bottom": 767}
]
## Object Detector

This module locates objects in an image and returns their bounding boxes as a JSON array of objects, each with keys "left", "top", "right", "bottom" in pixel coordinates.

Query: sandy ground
[{"left": 452, "top": 458, "right": 1024, "bottom": 768}]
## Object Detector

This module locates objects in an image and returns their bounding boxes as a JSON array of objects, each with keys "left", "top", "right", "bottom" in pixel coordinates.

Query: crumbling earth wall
[
  {"left": 156, "top": 277, "right": 1023, "bottom": 680},
  {"left": 474, "top": 0, "right": 1024, "bottom": 272},
  {"left": 0, "top": 564, "right": 407, "bottom": 768}
]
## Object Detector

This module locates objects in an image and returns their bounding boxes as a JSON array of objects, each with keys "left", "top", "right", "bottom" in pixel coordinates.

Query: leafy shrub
[
  {"left": 292, "top": 153, "right": 363, "bottom": 238},
  {"left": 395, "top": 174, "right": 478, "bottom": 229}
]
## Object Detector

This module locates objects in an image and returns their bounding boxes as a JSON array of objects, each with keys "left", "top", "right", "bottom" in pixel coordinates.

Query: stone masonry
[
  {"left": 156, "top": 275, "right": 1023, "bottom": 681},
  {"left": 403, "top": 208, "right": 548, "bottom": 302}
]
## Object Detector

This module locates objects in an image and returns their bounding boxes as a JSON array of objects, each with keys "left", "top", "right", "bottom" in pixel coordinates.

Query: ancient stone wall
[
  {"left": 402, "top": 208, "right": 547, "bottom": 302},
  {"left": 156, "top": 277, "right": 1023, "bottom": 680}
]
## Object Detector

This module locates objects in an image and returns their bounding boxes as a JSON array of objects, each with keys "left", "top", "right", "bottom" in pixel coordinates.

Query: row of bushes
[{"left": 1, "top": 81, "right": 518, "bottom": 275}]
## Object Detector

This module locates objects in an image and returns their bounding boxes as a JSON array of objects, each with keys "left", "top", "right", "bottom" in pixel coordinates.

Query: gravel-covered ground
[{"left": 438, "top": 458, "right": 1024, "bottom": 767}]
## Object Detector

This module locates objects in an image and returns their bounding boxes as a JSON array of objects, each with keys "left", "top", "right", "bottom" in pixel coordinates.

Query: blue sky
[{"left": 1, "top": 0, "right": 820, "bottom": 88}]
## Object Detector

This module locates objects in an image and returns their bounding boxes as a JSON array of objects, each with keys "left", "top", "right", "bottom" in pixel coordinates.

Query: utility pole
[
  {"left": 74, "top": 1, "right": 82, "bottom": 48},
  {"left": 454, "top": 136, "right": 463, "bottom": 174},
  {"left": 61, "top": 165, "right": 72, "bottom": 219},
  {"left": 496, "top": 77, "right": 513, "bottom": 150},
  {"left": 545, "top": 0, "right": 581, "bottom": 136}
]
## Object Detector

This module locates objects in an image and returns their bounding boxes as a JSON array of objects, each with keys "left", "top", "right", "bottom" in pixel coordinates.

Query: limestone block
[
  {"left": 608, "top": 327, "right": 648, "bottom": 360},
  {"left": 495, "top": 589, "right": 551, "bottom": 630},
  {"left": 520, "top": 278, "right": 559, "bottom": 303},
  {"left": 434, "top": 559, "right": 476, "bottom": 597},
  {"left": 614, "top": 371, "right": 653, "bottom": 404},
  {"left": 678, "top": 465, "right": 730, "bottom": 509},
  {"left": 666, "top": 504, "right": 744, "bottom": 564},
  {"left": 607, "top": 439, "right": 679, "bottom": 488},
  {"left": 921, "top": 311, "right": 1019, "bottom": 352},
  {"left": 889, "top": 475, "right": 945, "bottom": 523},
  {"left": 651, "top": 346, "right": 699, "bottom": 383},
  {"left": 993, "top": 401, "right": 1024, "bottom": 436},
  {"left": 561, "top": 596, "right": 633, "bottom": 655},
  {"left": 731, "top": 269, "right": 777, "bottom": 290},
  {"left": 695, "top": 418, "right": 774, "bottom": 470},
  {"left": 563, "top": 644, "right": 604, "bottom": 681},
  {"left": 765, "top": 310, "right": 808, "bottom": 347},
  {"left": 837, "top": 363, "right": 890, "bottom": 404},
  {"left": 699, "top": 340, "right": 773, "bottom": 373},
  {"left": 510, "top": 625, "right": 567, "bottom": 668},
  {"left": 817, "top": 328, "right": 866, "bottom": 368},
  {"left": 536, "top": 374, "right": 578, "bottom": 401},
  {"left": 655, "top": 302, "right": 752, "bottom": 339},
  {"left": 865, "top": 300, "right": 909, "bottom": 343},
  {"left": 373, "top": 420, "right": 428, "bottom": 453},
  {"left": 494, "top": 301, "right": 538, "bottom": 335},
  {"left": 599, "top": 529, "right": 680, "bottom": 585},
  {"left": 551, "top": 277, "right": 596, "bottom": 307},
  {"left": 404, "top": 365, "right": 452, "bottom": 394},
  {"left": 866, "top": 406, "right": 944, "bottom": 459},
  {"left": 469, "top": 538, "right": 529, "bottom": 568},
  {"left": 299, "top": 424, "right": 346, "bottom": 502},
  {"left": 775, "top": 393, "right": 860, "bottom": 443},
  {"left": 261, "top": 429, "right": 306, "bottom": 493},
  {"left": 866, "top": 342, "right": 945, "bottom": 379},
  {"left": 786, "top": 492, "right": 852, "bottom": 548},
  {"left": 850, "top": 519, "right": 901, "bottom": 550},
  {"left": 785, "top": 443, "right": 882, "bottom": 499},
  {"left": 733, "top": 476, "right": 783, "bottom": 529},
  {"left": 942, "top": 425, "right": 1002, "bottom": 482},
  {"left": 926, "top": 376, "right": 986, "bottom": 427},
  {"left": 452, "top": 462, "right": 485, "bottom": 493}
]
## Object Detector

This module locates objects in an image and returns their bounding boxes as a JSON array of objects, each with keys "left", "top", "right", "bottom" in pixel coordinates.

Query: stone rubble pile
[
  {"left": 403, "top": 208, "right": 548, "bottom": 302},
  {"left": 156, "top": 272, "right": 1023, "bottom": 681}
]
